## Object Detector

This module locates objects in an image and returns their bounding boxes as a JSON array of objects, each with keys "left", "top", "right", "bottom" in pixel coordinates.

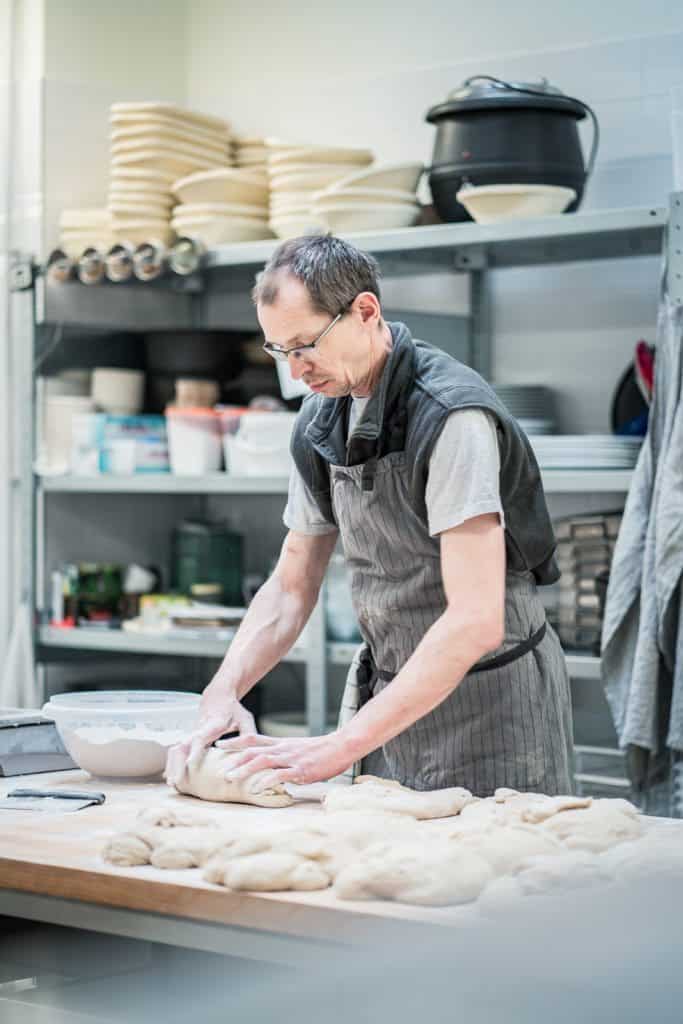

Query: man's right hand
[{"left": 164, "top": 693, "right": 257, "bottom": 788}]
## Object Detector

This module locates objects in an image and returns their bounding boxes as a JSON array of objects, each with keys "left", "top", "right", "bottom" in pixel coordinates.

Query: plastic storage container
[
  {"left": 41, "top": 690, "right": 200, "bottom": 778},
  {"left": 223, "top": 411, "right": 297, "bottom": 476},
  {"left": 166, "top": 407, "right": 222, "bottom": 475}
]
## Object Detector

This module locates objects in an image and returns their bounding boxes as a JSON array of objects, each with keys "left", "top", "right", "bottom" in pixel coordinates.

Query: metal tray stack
[{"left": 555, "top": 511, "right": 622, "bottom": 653}]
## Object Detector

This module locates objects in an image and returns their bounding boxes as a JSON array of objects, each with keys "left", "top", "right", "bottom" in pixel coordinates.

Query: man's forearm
[
  {"left": 207, "top": 573, "right": 317, "bottom": 701},
  {"left": 341, "top": 609, "right": 501, "bottom": 763}
]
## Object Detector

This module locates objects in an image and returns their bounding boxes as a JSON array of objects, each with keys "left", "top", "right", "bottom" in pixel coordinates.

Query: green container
[{"left": 171, "top": 520, "right": 243, "bottom": 606}]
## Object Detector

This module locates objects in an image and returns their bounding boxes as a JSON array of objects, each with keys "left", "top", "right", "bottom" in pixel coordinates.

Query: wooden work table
[{"left": 1, "top": 769, "right": 680, "bottom": 968}]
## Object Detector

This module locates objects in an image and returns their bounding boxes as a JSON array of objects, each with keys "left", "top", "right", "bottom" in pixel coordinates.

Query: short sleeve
[
  {"left": 425, "top": 408, "right": 505, "bottom": 537},
  {"left": 283, "top": 463, "right": 339, "bottom": 536}
]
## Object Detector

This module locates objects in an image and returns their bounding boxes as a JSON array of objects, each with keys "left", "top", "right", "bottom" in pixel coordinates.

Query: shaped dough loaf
[
  {"left": 323, "top": 775, "right": 472, "bottom": 820},
  {"left": 458, "top": 790, "right": 592, "bottom": 829},
  {"left": 203, "top": 851, "right": 331, "bottom": 891},
  {"left": 333, "top": 840, "right": 493, "bottom": 906},
  {"left": 172, "top": 747, "right": 294, "bottom": 807}
]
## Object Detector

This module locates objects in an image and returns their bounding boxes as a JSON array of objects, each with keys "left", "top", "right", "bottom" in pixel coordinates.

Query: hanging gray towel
[{"left": 601, "top": 281, "right": 683, "bottom": 764}]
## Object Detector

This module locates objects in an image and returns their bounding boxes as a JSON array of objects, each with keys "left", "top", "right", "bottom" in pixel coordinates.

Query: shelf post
[
  {"left": 468, "top": 267, "right": 493, "bottom": 380},
  {"left": 667, "top": 191, "right": 683, "bottom": 307}
]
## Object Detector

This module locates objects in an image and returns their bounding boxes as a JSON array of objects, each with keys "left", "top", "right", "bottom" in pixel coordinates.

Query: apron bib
[{"left": 333, "top": 452, "right": 574, "bottom": 796}]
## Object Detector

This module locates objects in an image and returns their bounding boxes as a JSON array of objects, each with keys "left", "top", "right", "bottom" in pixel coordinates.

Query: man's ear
[{"left": 354, "top": 291, "right": 381, "bottom": 325}]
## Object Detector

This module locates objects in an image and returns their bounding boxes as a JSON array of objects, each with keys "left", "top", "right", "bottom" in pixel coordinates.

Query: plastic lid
[
  {"left": 42, "top": 690, "right": 200, "bottom": 712},
  {"left": 165, "top": 405, "right": 219, "bottom": 417}
]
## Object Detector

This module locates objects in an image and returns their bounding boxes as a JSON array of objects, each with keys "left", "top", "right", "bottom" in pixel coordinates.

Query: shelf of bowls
[
  {"left": 48, "top": 100, "right": 427, "bottom": 284},
  {"left": 36, "top": 362, "right": 298, "bottom": 481}
]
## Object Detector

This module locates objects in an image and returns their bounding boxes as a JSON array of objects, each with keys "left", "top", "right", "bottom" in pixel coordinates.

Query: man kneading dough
[{"left": 166, "top": 235, "right": 573, "bottom": 798}]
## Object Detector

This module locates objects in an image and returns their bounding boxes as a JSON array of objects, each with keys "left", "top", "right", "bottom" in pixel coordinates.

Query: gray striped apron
[{"left": 333, "top": 450, "right": 574, "bottom": 796}]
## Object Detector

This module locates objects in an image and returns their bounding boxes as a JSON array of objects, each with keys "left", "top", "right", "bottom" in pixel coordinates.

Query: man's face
[{"left": 257, "top": 273, "right": 369, "bottom": 398}]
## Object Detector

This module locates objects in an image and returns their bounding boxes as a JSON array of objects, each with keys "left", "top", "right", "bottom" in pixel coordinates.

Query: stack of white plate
[
  {"left": 529, "top": 435, "right": 642, "bottom": 469},
  {"left": 233, "top": 135, "right": 268, "bottom": 182},
  {"left": 493, "top": 385, "right": 557, "bottom": 435},
  {"left": 58, "top": 209, "right": 115, "bottom": 258},
  {"left": 267, "top": 140, "right": 374, "bottom": 239},
  {"left": 311, "top": 163, "right": 424, "bottom": 233},
  {"left": 108, "top": 102, "right": 233, "bottom": 245},
  {"left": 172, "top": 168, "right": 271, "bottom": 245}
]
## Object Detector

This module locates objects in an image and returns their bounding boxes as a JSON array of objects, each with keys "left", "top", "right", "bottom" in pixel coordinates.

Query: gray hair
[{"left": 252, "top": 234, "right": 381, "bottom": 317}]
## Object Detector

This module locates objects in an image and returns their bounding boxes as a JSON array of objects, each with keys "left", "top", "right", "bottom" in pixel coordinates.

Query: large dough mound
[
  {"left": 453, "top": 824, "right": 564, "bottom": 875},
  {"left": 540, "top": 798, "right": 643, "bottom": 852},
  {"left": 172, "top": 747, "right": 294, "bottom": 807},
  {"left": 323, "top": 775, "right": 473, "bottom": 820},
  {"left": 333, "top": 840, "right": 493, "bottom": 906}
]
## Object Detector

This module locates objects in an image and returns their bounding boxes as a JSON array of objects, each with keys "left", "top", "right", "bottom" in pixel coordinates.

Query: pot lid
[{"left": 426, "top": 76, "right": 587, "bottom": 122}]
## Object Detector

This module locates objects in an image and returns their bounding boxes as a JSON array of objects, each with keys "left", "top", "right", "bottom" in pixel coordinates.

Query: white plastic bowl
[
  {"left": 173, "top": 167, "right": 269, "bottom": 206},
  {"left": 455, "top": 183, "right": 577, "bottom": 223},
  {"left": 327, "top": 162, "right": 424, "bottom": 194},
  {"left": 42, "top": 690, "right": 201, "bottom": 778},
  {"left": 170, "top": 215, "right": 273, "bottom": 245},
  {"left": 314, "top": 202, "right": 420, "bottom": 233}
]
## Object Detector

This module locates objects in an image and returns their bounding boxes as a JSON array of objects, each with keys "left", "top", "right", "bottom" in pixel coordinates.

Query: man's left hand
[{"left": 215, "top": 731, "right": 356, "bottom": 786}]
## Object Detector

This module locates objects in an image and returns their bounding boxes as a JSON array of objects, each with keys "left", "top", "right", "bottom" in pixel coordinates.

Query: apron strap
[
  {"left": 373, "top": 619, "right": 547, "bottom": 684},
  {"left": 468, "top": 620, "right": 547, "bottom": 674}
]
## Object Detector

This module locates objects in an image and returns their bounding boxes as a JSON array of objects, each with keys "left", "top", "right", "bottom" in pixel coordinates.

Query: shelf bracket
[
  {"left": 667, "top": 191, "right": 683, "bottom": 307},
  {"left": 454, "top": 244, "right": 487, "bottom": 273}
]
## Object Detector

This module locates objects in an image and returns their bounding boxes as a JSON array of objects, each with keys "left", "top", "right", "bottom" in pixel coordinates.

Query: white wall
[
  {"left": 41, "top": 0, "right": 189, "bottom": 252},
  {"left": 185, "top": 1, "right": 683, "bottom": 431}
]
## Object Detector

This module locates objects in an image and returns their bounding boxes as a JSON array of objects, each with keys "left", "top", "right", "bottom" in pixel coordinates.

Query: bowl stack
[
  {"left": 171, "top": 168, "right": 272, "bottom": 245},
  {"left": 58, "top": 209, "right": 114, "bottom": 258},
  {"left": 311, "top": 163, "right": 424, "bottom": 233},
  {"left": 108, "top": 102, "right": 233, "bottom": 245},
  {"left": 233, "top": 136, "right": 268, "bottom": 182},
  {"left": 267, "top": 140, "right": 374, "bottom": 239}
]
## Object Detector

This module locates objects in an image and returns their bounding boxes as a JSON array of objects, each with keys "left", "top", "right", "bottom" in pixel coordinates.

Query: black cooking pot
[{"left": 425, "top": 75, "right": 599, "bottom": 223}]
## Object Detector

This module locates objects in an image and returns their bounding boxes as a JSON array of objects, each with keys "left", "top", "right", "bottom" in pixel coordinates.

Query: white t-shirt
[{"left": 283, "top": 405, "right": 505, "bottom": 538}]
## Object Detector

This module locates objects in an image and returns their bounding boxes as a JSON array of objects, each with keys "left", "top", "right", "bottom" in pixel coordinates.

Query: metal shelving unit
[{"left": 14, "top": 193, "right": 683, "bottom": 740}]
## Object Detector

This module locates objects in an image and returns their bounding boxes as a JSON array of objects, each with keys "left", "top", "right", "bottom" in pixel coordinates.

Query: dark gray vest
[{"left": 291, "top": 320, "right": 560, "bottom": 585}]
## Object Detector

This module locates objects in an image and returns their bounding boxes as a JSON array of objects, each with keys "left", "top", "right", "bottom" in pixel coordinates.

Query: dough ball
[
  {"left": 102, "top": 827, "right": 165, "bottom": 866},
  {"left": 477, "top": 875, "right": 525, "bottom": 915},
  {"left": 516, "top": 851, "right": 610, "bottom": 894},
  {"left": 203, "top": 851, "right": 331, "bottom": 891},
  {"left": 323, "top": 778, "right": 472, "bottom": 820},
  {"left": 460, "top": 791, "right": 592, "bottom": 828},
  {"left": 601, "top": 833, "right": 683, "bottom": 881},
  {"left": 540, "top": 799, "right": 642, "bottom": 852},
  {"left": 136, "top": 804, "right": 218, "bottom": 829},
  {"left": 455, "top": 825, "right": 564, "bottom": 875},
  {"left": 333, "top": 841, "right": 493, "bottom": 906},
  {"left": 173, "top": 747, "right": 294, "bottom": 807},
  {"left": 149, "top": 828, "right": 239, "bottom": 869}
]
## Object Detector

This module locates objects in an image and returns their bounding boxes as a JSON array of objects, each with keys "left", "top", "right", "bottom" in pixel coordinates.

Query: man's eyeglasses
[{"left": 262, "top": 311, "right": 345, "bottom": 363}]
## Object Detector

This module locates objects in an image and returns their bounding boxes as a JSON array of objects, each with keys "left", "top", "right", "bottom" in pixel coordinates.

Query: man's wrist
[{"left": 338, "top": 720, "right": 377, "bottom": 764}]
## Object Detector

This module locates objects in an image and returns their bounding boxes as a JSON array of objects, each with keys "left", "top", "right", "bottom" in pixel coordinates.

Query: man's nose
[{"left": 288, "top": 356, "right": 308, "bottom": 380}]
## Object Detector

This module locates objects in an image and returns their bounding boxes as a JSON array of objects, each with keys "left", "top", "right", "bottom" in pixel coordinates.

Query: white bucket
[
  {"left": 238, "top": 411, "right": 297, "bottom": 446},
  {"left": 43, "top": 395, "right": 95, "bottom": 473},
  {"left": 166, "top": 407, "right": 222, "bottom": 475},
  {"left": 224, "top": 434, "right": 292, "bottom": 476}
]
